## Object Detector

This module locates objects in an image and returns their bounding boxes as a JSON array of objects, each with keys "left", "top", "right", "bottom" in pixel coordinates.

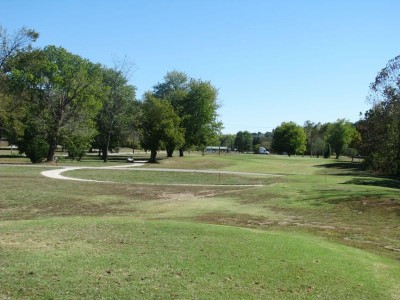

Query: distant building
[{"left": 206, "top": 146, "right": 228, "bottom": 153}]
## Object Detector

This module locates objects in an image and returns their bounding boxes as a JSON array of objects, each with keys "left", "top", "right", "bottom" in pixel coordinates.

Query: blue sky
[{"left": 2, "top": 1, "right": 400, "bottom": 133}]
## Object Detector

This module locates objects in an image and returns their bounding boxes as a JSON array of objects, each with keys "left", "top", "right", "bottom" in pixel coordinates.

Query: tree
[
  {"left": 139, "top": 93, "right": 184, "bottom": 163},
  {"left": 326, "top": 119, "right": 357, "bottom": 159},
  {"left": 94, "top": 66, "right": 137, "bottom": 162},
  {"left": 357, "top": 102, "right": 400, "bottom": 173},
  {"left": 234, "top": 131, "right": 253, "bottom": 153},
  {"left": 153, "top": 70, "right": 189, "bottom": 104},
  {"left": 60, "top": 116, "right": 97, "bottom": 160},
  {"left": 152, "top": 71, "right": 221, "bottom": 156},
  {"left": 7, "top": 46, "right": 102, "bottom": 162},
  {"left": 304, "top": 121, "right": 317, "bottom": 157},
  {"left": 0, "top": 26, "right": 39, "bottom": 141},
  {"left": 303, "top": 121, "right": 327, "bottom": 158},
  {"left": 0, "top": 26, "right": 39, "bottom": 73},
  {"left": 271, "top": 122, "right": 306, "bottom": 156},
  {"left": 264, "top": 131, "right": 273, "bottom": 149},
  {"left": 18, "top": 117, "right": 49, "bottom": 163},
  {"left": 357, "top": 55, "right": 400, "bottom": 174},
  {"left": 152, "top": 71, "right": 188, "bottom": 156},
  {"left": 219, "top": 134, "right": 235, "bottom": 151},
  {"left": 180, "top": 79, "right": 221, "bottom": 155}
]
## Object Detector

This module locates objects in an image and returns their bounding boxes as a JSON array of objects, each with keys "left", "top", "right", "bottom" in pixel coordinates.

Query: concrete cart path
[{"left": 40, "top": 162, "right": 282, "bottom": 186}]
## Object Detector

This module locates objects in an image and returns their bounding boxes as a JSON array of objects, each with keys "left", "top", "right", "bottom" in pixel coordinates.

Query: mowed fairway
[{"left": 1, "top": 153, "right": 400, "bottom": 299}]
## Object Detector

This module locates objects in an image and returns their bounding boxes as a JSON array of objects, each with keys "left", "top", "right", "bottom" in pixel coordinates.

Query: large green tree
[
  {"left": 181, "top": 79, "right": 221, "bottom": 154},
  {"left": 8, "top": 46, "right": 102, "bottom": 162},
  {"left": 94, "top": 66, "right": 137, "bottom": 162},
  {"left": 139, "top": 93, "right": 184, "bottom": 163},
  {"left": 153, "top": 71, "right": 221, "bottom": 156},
  {"left": 357, "top": 55, "right": 400, "bottom": 174},
  {"left": 0, "top": 26, "right": 39, "bottom": 141},
  {"left": 234, "top": 131, "right": 253, "bottom": 153},
  {"left": 271, "top": 122, "right": 306, "bottom": 156},
  {"left": 326, "top": 119, "right": 358, "bottom": 159}
]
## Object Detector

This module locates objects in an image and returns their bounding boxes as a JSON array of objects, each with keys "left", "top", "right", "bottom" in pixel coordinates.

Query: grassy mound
[{"left": 1, "top": 217, "right": 399, "bottom": 299}]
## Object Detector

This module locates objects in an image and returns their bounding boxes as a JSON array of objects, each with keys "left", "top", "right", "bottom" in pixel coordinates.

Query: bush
[{"left": 19, "top": 135, "right": 48, "bottom": 163}]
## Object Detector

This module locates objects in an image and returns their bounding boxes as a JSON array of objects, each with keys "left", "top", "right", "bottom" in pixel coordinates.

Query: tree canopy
[
  {"left": 94, "top": 65, "right": 137, "bottom": 162},
  {"left": 234, "top": 131, "right": 253, "bottom": 153},
  {"left": 271, "top": 122, "right": 306, "bottom": 156},
  {"left": 152, "top": 71, "right": 221, "bottom": 156},
  {"left": 5, "top": 46, "right": 103, "bottom": 162},
  {"left": 139, "top": 93, "right": 184, "bottom": 162},
  {"left": 0, "top": 26, "right": 39, "bottom": 141},
  {"left": 357, "top": 55, "right": 400, "bottom": 175},
  {"left": 326, "top": 119, "right": 358, "bottom": 159}
]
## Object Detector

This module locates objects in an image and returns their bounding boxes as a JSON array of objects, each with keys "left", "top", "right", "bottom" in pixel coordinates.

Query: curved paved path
[
  {"left": 41, "top": 163, "right": 146, "bottom": 183},
  {"left": 40, "top": 162, "right": 282, "bottom": 186}
]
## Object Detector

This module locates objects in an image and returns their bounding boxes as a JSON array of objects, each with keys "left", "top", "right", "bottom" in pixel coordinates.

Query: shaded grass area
[
  {"left": 1, "top": 217, "right": 399, "bottom": 299},
  {"left": 0, "top": 147, "right": 156, "bottom": 165}
]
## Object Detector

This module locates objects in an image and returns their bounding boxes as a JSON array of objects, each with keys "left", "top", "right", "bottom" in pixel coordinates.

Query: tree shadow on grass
[
  {"left": 0, "top": 154, "right": 31, "bottom": 164},
  {"left": 343, "top": 178, "right": 400, "bottom": 190},
  {"left": 315, "top": 161, "right": 365, "bottom": 176},
  {"left": 316, "top": 161, "right": 400, "bottom": 190}
]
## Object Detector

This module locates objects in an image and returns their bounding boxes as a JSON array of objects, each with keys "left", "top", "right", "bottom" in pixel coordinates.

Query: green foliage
[
  {"left": 183, "top": 79, "right": 220, "bottom": 148},
  {"left": 93, "top": 66, "right": 137, "bottom": 162},
  {"left": 0, "top": 25, "right": 39, "bottom": 72},
  {"left": 251, "top": 132, "right": 272, "bottom": 150},
  {"left": 326, "top": 119, "right": 357, "bottom": 159},
  {"left": 234, "top": 131, "right": 253, "bottom": 152},
  {"left": 152, "top": 71, "right": 221, "bottom": 155},
  {"left": 0, "top": 26, "right": 39, "bottom": 141},
  {"left": 303, "top": 121, "right": 326, "bottom": 157},
  {"left": 358, "top": 55, "right": 400, "bottom": 175},
  {"left": 139, "top": 94, "right": 184, "bottom": 162},
  {"left": 272, "top": 122, "right": 306, "bottom": 156},
  {"left": 6, "top": 46, "right": 103, "bottom": 162},
  {"left": 18, "top": 123, "right": 49, "bottom": 163},
  {"left": 219, "top": 134, "right": 235, "bottom": 150},
  {"left": 60, "top": 119, "right": 97, "bottom": 160}
]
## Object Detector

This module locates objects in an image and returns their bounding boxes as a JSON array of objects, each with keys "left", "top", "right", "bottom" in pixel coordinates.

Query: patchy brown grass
[{"left": 1, "top": 157, "right": 400, "bottom": 261}]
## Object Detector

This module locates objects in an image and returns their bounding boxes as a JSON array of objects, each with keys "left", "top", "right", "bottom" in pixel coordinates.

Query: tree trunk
[
  {"left": 102, "top": 145, "right": 108, "bottom": 162},
  {"left": 149, "top": 149, "right": 157, "bottom": 163},
  {"left": 46, "top": 138, "right": 57, "bottom": 162},
  {"left": 179, "top": 149, "right": 184, "bottom": 157},
  {"left": 166, "top": 148, "right": 174, "bottom": 157}
]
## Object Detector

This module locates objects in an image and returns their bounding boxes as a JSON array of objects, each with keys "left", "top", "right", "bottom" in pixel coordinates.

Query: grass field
[{"left": 1, "top": 152, "right": 399, "bottom": 299}]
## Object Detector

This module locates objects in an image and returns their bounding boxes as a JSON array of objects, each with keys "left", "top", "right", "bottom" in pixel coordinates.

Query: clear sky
[{"left": 2, "top": 0, "right": 400, "bottom": 134}]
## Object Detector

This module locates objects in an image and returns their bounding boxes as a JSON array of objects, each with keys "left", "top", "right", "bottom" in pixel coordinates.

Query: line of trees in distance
[
  {"left": 219, "top": 55, "right": 400, "bottom": 176},
  {"left": 219, "top": 118, "right": 359, "bottom": 159}
]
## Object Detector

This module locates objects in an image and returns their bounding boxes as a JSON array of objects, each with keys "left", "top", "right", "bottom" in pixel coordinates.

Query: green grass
[
  {"left": 1, "top": 217, "right": 399, "bottom": 299},
  {"left": 1, "top": 154, "right": 400, "bottom": 299},
  {"left": 64, "top": 168, "right": 280, "bottom": 185}
]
